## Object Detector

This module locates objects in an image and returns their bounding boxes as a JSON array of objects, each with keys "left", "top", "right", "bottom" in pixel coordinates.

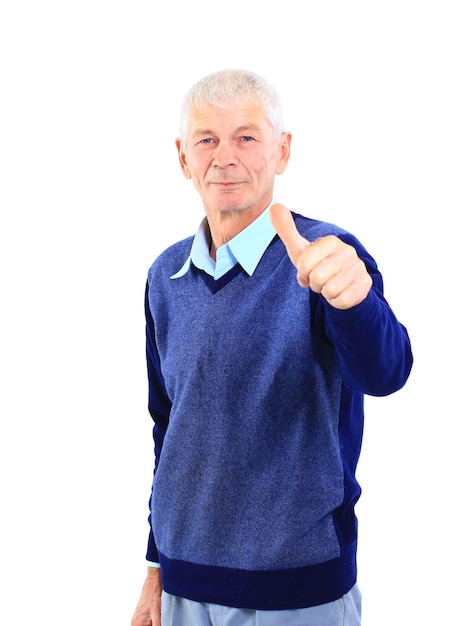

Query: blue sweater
[{"left": 144, "top": 212, "right": 413, "bottom": 610}]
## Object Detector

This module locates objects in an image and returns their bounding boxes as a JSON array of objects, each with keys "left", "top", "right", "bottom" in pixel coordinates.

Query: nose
[{"left": 212, "top": 141, "right": 237, "bottom": 168}]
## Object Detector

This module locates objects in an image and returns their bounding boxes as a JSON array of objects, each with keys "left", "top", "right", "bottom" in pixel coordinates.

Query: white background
[{"left": 1, "top": 1, "right": 473, "bottom": 624}]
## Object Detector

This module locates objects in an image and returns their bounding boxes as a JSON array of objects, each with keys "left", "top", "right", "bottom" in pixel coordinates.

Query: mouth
[{"left": 210, "top": 181, "right": 243, "bottom": 189}]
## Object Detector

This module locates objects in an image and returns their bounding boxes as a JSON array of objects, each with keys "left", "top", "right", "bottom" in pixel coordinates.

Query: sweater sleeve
[
  {"left": 144, "top": 281, "right": 172, "bottom": 562},
  {"left": 322, "top": 235, "right": 413, "bottom": 397}
]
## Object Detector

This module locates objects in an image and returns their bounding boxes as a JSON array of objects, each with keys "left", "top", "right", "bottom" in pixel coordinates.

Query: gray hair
[{"left": 179, "top": 69, "right": 286, "bottom": 141}]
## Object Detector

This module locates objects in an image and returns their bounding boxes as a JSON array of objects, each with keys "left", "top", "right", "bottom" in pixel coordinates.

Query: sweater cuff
[{"left": 146, "top": 528, "right": 160, "bottom": 563}]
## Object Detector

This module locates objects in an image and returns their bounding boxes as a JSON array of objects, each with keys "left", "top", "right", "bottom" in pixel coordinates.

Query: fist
[{"left": 270, "top": 203, "right": 372, "bottom": 310}]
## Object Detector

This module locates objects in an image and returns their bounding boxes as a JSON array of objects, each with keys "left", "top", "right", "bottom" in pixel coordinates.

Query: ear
[
  {"left": 176, "top": 138, "right": 191, "bottom": 179},
  {"left": 275, "top": 132, "right": 292, "bottom": 175}
]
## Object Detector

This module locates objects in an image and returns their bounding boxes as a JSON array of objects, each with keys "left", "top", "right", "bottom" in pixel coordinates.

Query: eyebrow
[
  {"left": 235, "top": 124, "right": 262, "bottom": 133},
  {"left": 191, "top": 128, "right": 214, "bottom": 138},
  {"left": 192, "top": 124, "right": 263, "bottom": 138}
]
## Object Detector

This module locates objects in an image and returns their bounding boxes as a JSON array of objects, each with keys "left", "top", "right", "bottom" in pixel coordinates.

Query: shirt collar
[{"left": 171, "top": 201, "right": 277, "bottom": 279}]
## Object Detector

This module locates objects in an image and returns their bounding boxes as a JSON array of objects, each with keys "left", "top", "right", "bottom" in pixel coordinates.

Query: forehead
[{"left": 187, "top": 102, "right": 273, "bottom": 135}]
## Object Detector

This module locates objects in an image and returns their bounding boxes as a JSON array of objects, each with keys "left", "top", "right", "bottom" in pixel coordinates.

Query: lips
[{"left": 210, "top": 181, "right": 243, "bottom": 187}]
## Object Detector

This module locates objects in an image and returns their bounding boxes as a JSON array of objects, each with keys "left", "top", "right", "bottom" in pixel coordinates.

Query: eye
[
  {"left": 241, "top": 136, "right": 255, "bottom": 142},
  {"left": 200, "top": 137, "right": 214, "bottom": 144}
]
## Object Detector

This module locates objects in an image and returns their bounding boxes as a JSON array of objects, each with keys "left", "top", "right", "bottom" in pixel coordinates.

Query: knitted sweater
[{"left": 144, "top": 212, "right": 413, "bottom": 610}]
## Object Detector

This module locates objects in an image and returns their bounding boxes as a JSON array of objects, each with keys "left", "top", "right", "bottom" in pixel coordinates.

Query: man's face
[{"left": 176, "top": 102, "right": 291, "bottom": 218}]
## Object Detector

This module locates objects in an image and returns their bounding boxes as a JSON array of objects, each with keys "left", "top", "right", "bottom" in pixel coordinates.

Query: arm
[
  {"left": 131, "top": 283, "right": 171, "bottom": 624},
  {"left": 321, "top": 286, "right": 413, "bottom": 395},
  {"left": 144, "top": 281, "right": 171, "bottom": 561},
  {"left": 270, "top": 203, "right": 413, "bottom": 395}
]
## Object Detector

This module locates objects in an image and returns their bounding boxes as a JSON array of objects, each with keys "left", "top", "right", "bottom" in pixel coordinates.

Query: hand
[
  {"left": 131, "top": 567, "right": 163, "bottom": 626},
  {"left": 270, "top": 203, "right": 372, "bottom": 310}
]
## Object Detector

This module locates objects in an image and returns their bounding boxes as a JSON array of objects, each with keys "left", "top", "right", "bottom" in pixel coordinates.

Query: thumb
[{"left": 269, "top": 203, "right": 309, "bottom": 266}]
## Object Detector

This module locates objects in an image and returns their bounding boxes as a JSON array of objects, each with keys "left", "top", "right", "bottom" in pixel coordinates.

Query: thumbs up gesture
[{"left": 270, "top": 203, "right": 373, "bottom": 310}]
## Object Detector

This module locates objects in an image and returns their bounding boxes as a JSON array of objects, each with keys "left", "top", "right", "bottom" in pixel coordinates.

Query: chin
[{"left": 212, "top": 198, "right": 248, "bottom": 213}]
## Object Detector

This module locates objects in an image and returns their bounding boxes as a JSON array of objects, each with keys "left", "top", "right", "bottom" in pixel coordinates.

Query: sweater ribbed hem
[{"left": 159, "top": 544, "right": 357, "bottom": 610}]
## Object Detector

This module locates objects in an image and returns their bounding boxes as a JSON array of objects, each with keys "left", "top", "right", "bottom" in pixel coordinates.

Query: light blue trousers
[{"left": 161, "top": 584, "right": 362, "bottom": 626}]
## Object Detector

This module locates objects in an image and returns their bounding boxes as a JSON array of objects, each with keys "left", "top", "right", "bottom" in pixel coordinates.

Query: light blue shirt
[{"left": 170, "top": 203, "right": 277, "bottom": 280}]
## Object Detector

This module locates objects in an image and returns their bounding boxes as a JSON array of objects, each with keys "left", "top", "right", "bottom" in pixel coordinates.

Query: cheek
[
  {"left": 188, "top": 156, "right": 209, "bottom": 180},
  {"left": 256, "top": 156, "right": 276, "bottom": 180},
  {"left": 244, "top": 154, "right": 270, "bottom": 176}
]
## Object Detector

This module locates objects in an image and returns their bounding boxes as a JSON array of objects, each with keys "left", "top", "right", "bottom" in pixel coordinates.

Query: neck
[{"left": 206, "top": 202, "right": 270, "bottom": 260}]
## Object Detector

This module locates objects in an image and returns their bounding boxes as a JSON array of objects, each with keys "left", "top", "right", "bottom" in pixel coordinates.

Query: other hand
[{"left": 131, "top": 567, "right": 163, "bottom": 626}]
